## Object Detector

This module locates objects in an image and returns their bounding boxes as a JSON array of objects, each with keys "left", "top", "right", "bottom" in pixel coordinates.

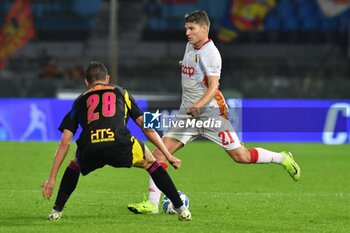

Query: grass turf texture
[{"left": 0, "top": 141, "right": 349, "bottom": 233}]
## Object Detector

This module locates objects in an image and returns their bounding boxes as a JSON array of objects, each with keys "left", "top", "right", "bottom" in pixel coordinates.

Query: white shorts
[{"left": 163, "top": 110, "right": 241, "bottom": 151}]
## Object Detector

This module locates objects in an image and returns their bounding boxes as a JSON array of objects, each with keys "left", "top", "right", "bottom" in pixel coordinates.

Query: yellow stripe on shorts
[{"left": 131, "top": 136, "right": 144, "bottom": 165}]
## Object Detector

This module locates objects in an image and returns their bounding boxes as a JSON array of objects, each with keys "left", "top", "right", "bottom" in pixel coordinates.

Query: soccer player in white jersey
[{"left": 127, "top": 10, "right": 301, "bottom": 214}]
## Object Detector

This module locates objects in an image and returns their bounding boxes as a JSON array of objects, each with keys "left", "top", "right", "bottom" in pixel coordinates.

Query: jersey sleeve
[
  {"left": 58, "top": 99, "right": 79, "bottom": 135},
  {"left": 200, "top": 45, "right": 222, "bottom": 78},
  {"left": 124, "top": 90, "right": 143, "bottom": 121}
]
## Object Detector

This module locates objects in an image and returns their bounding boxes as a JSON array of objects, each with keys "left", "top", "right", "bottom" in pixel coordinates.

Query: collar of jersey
[
  {"left": 194, "top": 39, "right": 211, "bottom": 50},
  {"left": 91, "top": 82, "right": 108, "bottom": 87}
]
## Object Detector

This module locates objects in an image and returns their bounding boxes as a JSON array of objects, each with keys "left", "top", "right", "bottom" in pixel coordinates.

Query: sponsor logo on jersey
[
  {"left": 182, "top": 65, "right": 195, "bottom": 77},
  {"left": 90, "top": 128, "right": 115, "bottom": 143}
]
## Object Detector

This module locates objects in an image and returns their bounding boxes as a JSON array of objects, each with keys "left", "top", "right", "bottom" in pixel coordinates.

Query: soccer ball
[{"left": 162, "top": 191, "right": 189, "bottom": 214}]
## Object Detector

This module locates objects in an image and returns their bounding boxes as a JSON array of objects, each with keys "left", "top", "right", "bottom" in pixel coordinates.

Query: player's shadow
[
  {"left": 0, "top": 215, "right": 55, "bottom": 227},
  {"left": 0, "top": 214, "right": 114, "bottom": 226}
]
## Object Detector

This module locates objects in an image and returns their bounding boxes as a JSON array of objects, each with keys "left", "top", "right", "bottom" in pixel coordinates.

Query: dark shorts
[{"left": 76, "top": 137, "right": 145, "bottom": 176}]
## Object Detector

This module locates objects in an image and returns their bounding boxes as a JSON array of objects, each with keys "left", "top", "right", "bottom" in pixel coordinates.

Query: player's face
[{"left": 185, "top": 22, "right": 208, "bottom": 48}]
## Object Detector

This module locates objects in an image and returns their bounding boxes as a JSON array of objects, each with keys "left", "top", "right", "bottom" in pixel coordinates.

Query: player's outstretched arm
[
  {"left": 135, "top": 116, "right": 181, "bottom": 169},
  {"left": 187, "top": 76, "right": 219, "bottom": 117},
  {"left": 42, "top": 129, "right": 73, "bottom": 199}
]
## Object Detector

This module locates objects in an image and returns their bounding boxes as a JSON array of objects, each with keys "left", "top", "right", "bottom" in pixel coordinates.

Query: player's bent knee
[
  {"left": 144, "top": 154, "right": 160, "bottom": 170},
  {"left": 145, "top": 156, "right": 156, "bottom": 164},
  {"left": 153, "top": 148, "right": 167, "bottom": 162},
  {"left": 133, "top": 158, "right": 154, "bottom": 170}
]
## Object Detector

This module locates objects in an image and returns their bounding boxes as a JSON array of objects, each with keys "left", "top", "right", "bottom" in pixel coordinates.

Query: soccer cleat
[
  {"left": 127, "top": 198, "right": 159, "bottom": 214},
  {"left": 178, "top": 209, "right": 192, "bottom": 221},
  {"left": 48, "top": 209, "right": 62, "bottom": 221},
  {"left": 281, "top": 151, "right": 301, "bottom": 182}
]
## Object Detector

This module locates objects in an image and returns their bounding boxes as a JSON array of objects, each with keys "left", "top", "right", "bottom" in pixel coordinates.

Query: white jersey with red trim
[
  {"left": 165, "top": 40, "right": 240, "bottom": 149},
  {"left": 180, "top": 39, "right": 228, "bottom": 117}
]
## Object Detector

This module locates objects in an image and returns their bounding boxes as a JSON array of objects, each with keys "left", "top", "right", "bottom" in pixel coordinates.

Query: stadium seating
[
  {"left": 1, "top": 0, "right": 346, "bottom": 43},
  {"left": 142, "top": 0, "right": 349, "bottom": 44},
  {"left": 72, "top": 0, "right": 101, "bottom": 16},
  {"left": 1, "top": 0, "right": 349, "bottom": 99},
  {"left": 0, "top": 79, "right": 22, "bottom": 98},
  {"left": 264, "top": 12, "right": 282, "bottom": 31},
  {"left": 0, "top": 0, "right": 101, "bottom": 41}
]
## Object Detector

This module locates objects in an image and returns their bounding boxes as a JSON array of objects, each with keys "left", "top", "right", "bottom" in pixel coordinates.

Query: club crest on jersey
[{"left": 194, "top": 54, "right": 198, "bottom": 63}]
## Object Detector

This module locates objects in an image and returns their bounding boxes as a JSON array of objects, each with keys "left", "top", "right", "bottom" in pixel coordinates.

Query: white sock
[
  {"left": 148, "top": 177, "right": 162, "bottom": 206},
  {"left": 255, "top": 147, "right": 285, "bottom": 164}
]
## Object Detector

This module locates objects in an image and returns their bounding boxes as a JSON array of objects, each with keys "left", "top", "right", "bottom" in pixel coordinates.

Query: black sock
[
  {"left": 147, "top": 162, "right": 183, "bottom": 209},
  {"left": 53, "top": 163, "right": 80, "bottom": 211}
]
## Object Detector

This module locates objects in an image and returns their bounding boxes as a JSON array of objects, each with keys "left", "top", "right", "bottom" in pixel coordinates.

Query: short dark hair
[
  {"left": 85, "top": 61, "right": 108, "bottom": 83},
  {"left": 184, "top": 10, "right": 210, "bottom": 28}
]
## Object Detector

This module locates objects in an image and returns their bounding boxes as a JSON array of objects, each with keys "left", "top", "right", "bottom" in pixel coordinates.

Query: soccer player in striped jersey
[
  {"left": 127, "top": 10, "right": 301, "bottom": 214},
  {"left": 42, "top": 61, "right": 191, "bottom": 221}
]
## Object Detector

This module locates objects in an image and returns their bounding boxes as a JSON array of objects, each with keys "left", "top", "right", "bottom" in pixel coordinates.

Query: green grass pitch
[{"left": 0, "top": 141, "right": 349, "bottom": 233}]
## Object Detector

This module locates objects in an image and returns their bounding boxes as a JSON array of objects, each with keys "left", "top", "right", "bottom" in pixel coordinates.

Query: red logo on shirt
[{"left": 182, "top": 65, "right": 195, "bottom": 77}]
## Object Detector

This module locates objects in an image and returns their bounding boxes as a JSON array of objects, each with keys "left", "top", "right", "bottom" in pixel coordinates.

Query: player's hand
[
  {"left": 186, "top": 106, "right": 200, "bottom": 117},
  {"left": 42, "top": 179, "right": 55, "bottom": 199},
  {"left": 169, "top": 156, "right": 182, "bottom": 169}
]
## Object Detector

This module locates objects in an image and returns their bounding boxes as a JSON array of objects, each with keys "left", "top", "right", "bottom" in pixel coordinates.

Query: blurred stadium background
[
  {"left": 0, "top": 0, "right": 349, "bottom": 142},
  {"left": 1, "top": 1, "right": 350, "bottom": 232},
  {"left": 0, "top": 0, "right": 349, "bottom": 98}
]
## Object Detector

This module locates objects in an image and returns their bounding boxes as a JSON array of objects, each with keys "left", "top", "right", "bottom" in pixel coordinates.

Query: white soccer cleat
[
  {"left": 48, "top": 209, "right": 62, "bottom": 221},
  {"left": 178, "top": 209, "right": 191, "bottom": 221}
]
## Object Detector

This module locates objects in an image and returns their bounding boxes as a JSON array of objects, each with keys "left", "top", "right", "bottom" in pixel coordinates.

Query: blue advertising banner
[
  {"left": 239, "top": 99, "right": 350, "bottom": 144},
  {"left": 0, "top": 98, "right": 348, "bottom": 144},
  {"left": 0, "top": 98, "right": 147, "bottom": 142}
]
